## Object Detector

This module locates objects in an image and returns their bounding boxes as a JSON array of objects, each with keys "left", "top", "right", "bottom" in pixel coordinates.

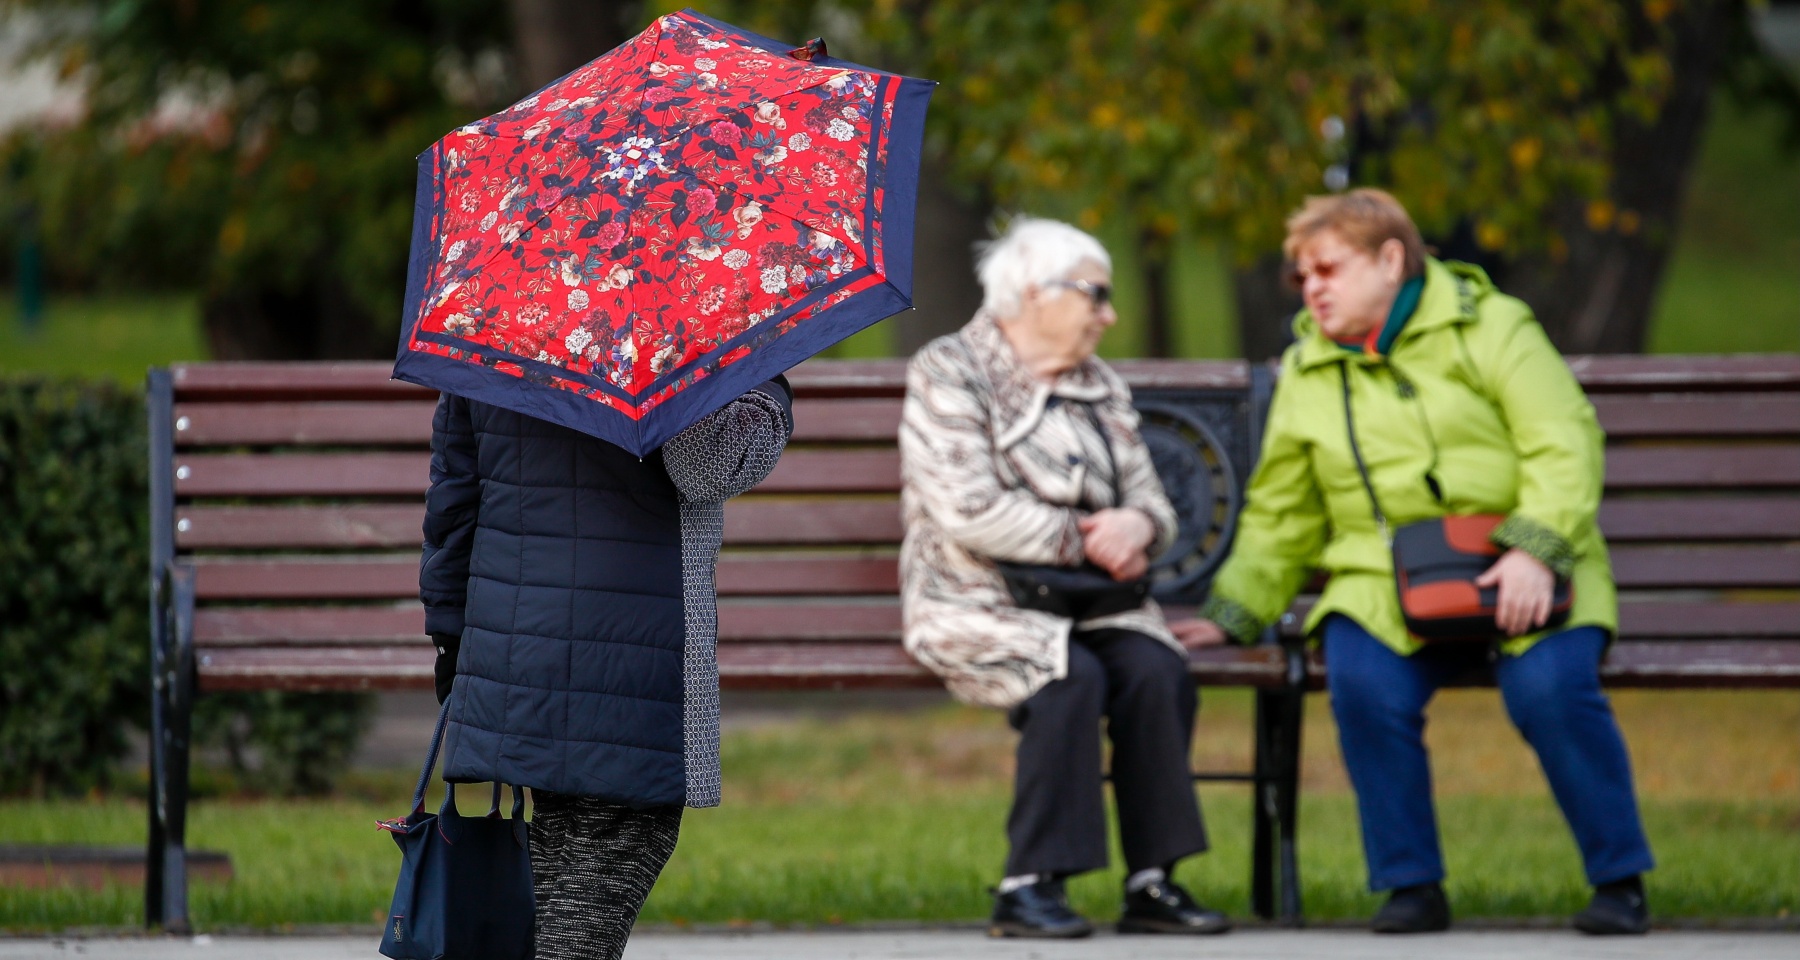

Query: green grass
[
  {"left": 0, "top": 291, "right": 206, "bottom": 385},
  {"left": 3, "top": 690, "right": 1797, "bottom": 932}
]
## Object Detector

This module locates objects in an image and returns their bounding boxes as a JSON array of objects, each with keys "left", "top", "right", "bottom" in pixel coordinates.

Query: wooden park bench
[{"left": 144, "top": 353, "right": 1800, "bottom": 932}]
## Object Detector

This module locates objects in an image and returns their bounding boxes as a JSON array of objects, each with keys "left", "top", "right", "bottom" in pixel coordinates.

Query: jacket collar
[
  {"left": 961, "top": 312, "right": 1113, "bottom": 450},
  {"left": 1291, "top": 258, "right": 1483, "bottom": 372}
]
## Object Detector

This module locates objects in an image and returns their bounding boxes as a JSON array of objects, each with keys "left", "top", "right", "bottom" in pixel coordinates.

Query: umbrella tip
[{"left": 788, "top": 37, "right": 828, "bottom": 61}]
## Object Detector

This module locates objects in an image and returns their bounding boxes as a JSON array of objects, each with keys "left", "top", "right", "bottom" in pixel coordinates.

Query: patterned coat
[{"left": 899, "top": 314, "right": 1183, "bottom": 709}]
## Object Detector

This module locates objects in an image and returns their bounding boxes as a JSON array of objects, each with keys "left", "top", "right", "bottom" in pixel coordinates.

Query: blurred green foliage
[
  {"left": 0, "top": 376, "right": 371, "bottom": 796},
  {"left": 699, "top": 0, "right": 1692, "bottom": 261},
  {"left": 0, "top": 378, "right": 148, "bottom": 795},
  {"left": 3, "top": 1, "right": 1791, "bottom": 353},
  {"left": 0, "top": 0, "right": 512, "bottom": 329}
]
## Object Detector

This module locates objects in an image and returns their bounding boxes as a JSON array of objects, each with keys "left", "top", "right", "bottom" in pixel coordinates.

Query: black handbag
[
  {"left": 995, "top": 400, "right": 1150, "bottom": 621},
  {"left": 1341, "top": 366, "right": 1571, "bottom": 643},
  {"left": 378, "top": 698, "right": 535, "bottom": 960}
]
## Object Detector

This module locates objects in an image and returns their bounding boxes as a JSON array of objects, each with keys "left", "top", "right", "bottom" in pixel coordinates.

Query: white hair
[{"left": 974, "top": 215, "right": 1112, "bottom": 319}]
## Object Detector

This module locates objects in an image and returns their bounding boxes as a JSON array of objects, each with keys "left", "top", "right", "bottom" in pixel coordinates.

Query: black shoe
[
  {"left": 1371, "top": 882, "right": 1451, "bottom": 933},
  {"left": 1118, "top": 879, "right": 1233, "bottom": 935},
  {"left": 989, "top": 879, "right": 1094, "bottom": 939},
  {"left": 1574, "top": 877, "right": 1650, "bottom": 935}
]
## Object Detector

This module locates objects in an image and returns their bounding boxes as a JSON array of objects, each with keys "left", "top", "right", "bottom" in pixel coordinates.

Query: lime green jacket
[{"left": 1199, "top": 258, "right": 1616, "bottom": 656}]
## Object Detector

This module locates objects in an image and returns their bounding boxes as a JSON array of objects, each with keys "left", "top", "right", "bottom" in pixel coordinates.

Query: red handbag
[{"left": 1341, "top": 368, "right": 1571, "bottom": 643}]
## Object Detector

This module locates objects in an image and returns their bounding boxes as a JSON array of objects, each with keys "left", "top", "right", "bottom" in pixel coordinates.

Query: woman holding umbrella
[{"left": 421, "top": 376, "right": 792, "bottom": 959}]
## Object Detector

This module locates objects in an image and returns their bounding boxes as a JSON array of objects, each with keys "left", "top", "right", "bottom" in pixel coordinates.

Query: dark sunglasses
[{"left": 1043, "top": 279, "right": 1113, "bottom": 308}]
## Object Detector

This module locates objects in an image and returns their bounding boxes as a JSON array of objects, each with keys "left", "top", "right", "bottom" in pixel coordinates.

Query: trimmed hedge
[{"left": 0, "top": 377, "right": 371, "bottom": 796}]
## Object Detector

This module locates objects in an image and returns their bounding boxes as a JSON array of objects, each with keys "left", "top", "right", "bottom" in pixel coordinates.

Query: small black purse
[
  {"left": 995, "top": 401, "right": 1150, "bottom": 621},
  {"left": 999, "top": 560, "right": 1151, "bottom": 620}
]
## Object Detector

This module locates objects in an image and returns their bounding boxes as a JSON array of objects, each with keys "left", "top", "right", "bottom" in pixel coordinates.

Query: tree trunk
[
  {"left": 889, "top": 157, "right": 990, "bottom": 356},
  {"left": 1498, "top": 0, "right": 1736, "bottom": 353},
  {"left": 510, "top": 0, "right": 640, "bottom": 89},
  {"left": 1231, "top": 253, "right": 1303, "bottom": 362},
  {"left": 1139, "top": 227, "right": 1173, "bottom": 359}
]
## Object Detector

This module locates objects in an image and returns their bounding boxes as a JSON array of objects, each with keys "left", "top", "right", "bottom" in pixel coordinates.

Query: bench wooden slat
[
  {"left": 188, "top": 545, "right": 1798, "bottom": 600},
  {"left": 175, "top": 453, "right": 430, "bottom": 497},
  {"left": 1616, "top": 602, "right": 1800, "bottom": 638},
  {"left": 1592, "top": 394, "right": 1800, "bottom": 437},
  {"left": 717, "top": 555, "right": 897, "bottom": 595},
  {"left": 169, "top": 398, "right": 901, "bottom": 448},
  {"left": 1605, "top": 444, "right": 1800, "bottom": 489},
  {"left": 195, "top": 645, "right": 432, "bottom": 691},
  {"left": 1598, "top": 641, "right": 1800, "bottom": 687},
  {"left": 192, "top": 601, "right": 902, "bottom": 647},
  {"left": 178, "top": 505, "right": 426, "bottom": 549},
  {"left": 1598, "top": 497, "right": 1800, "bottom": 541},
  {"left": 1568, "top": 354, "right": 1800, "bottom": 391},
  {"left": 173, "top": 449, "right": 903, "bottom": 497},
  {"left": 790, "top": 399, "right": 903, "bottom": 442},
  {"left": 1611, "top": 544, "right": 1800, "bottom": 589},
  {"left": 759, "top": 449, "right": 902, "bottom": 494},
  {"left": 185, "top": 598, "right": 1800, "bottom": 649},
  {"left": 174, "top": 443, "right": 1797, "bottom": 498},
  {"left": 190, "top": 641, "right": 1296, "bottom": 692},
  {"left": 717, "top": 601, "right": 900, "bottom": 641},
  {"left": 176, "top": 500, "right": 904, "bottom": 549},
  {"left": 173, "top": 402, "right": 437, "bottom": 447},
  {"left": 725, "top": 499, "right": 902, "bottom": 544},
  {"left": 191, "top": 638, "right": 1800, "bottom": 693},
  {"left": 191, "top": 557, "right": 416, "bottom": 600},
  {"left": 189, "top": 552, "right": 899, "bottom": 599},
  {"left": 195, "top": 606, "right": 425, "bottom": 645},
  {"left": 173, "top": 495, "right": 1799, "bottom": 550},
  {"left": 172, "top": 362, "right": 432, "bottom": 401}
]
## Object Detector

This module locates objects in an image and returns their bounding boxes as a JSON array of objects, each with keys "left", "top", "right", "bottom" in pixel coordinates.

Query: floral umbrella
[{"left": 392, "top": 9, "right": 933, "bottom": 455}]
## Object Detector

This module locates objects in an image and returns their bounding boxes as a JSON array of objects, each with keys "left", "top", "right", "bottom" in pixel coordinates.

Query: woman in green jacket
[{"left": 1178, "top": 189, "right": 1653, "bottom": 935}]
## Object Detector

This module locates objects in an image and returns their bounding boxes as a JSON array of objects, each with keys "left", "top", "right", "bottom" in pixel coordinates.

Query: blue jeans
[{"left": 1322, "top": 615, "right": 1655, "bottom": 892}]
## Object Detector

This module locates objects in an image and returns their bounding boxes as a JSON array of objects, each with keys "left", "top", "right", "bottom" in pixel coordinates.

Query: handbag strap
[
  {"left": 410, "top": 695, "right": 528, "bottom": 820},
  {"left": 1340, "top": 365, "right": 1391, "bottom": 545},
  {"left": 1073, "top": 400, "right": 1124, "bottom": 510},
  {"left": 411, "top": 697, "right": 452, "bottom": 814}
]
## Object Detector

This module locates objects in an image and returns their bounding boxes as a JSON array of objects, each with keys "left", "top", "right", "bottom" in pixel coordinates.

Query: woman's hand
[
  {"left": 1171, "top": 618, "right": 1230, "bottom": 651},
  {"left": 1475, "top": 548, "right": 1556, "bottom": 636},
  {"left": 1078, "top": 508, "right": 1155, "bottom": 580}
]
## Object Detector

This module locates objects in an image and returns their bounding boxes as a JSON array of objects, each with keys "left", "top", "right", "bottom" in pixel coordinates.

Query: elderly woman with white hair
[{"left": 899, "top": 217, "right": 1230, "bottom": 939}]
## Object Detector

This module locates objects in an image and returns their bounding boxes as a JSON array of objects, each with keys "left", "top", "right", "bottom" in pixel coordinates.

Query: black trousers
[{"left": 1004, "top": 628, "right": 1208, "bottom": 877}]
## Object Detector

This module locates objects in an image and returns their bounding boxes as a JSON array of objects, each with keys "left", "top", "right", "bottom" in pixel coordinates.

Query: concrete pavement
[{"left": 2, "top": 929, "right": 1796, "bottom": 960}]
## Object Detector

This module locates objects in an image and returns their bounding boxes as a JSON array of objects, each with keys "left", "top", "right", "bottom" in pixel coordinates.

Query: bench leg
[
  {"left": 1250, "top": 641, "right": 1308, "bottom": 925},
  {"left": 1273, "top": 644, "right": 1307, "bottom": 926},
  {"left": 1250, "top": 689, "right": 1277, "bottom": 920},
  {"left": 149, "top": 564, "right": 196, "bottom": 934},
  {"left": 146, "top": 569, "right": 168, "bottom": 928}
]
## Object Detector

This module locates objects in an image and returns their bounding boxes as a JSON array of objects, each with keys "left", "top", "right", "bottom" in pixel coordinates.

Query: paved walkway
[{"left": 3, "top": 929, "right": 1796, "bottom": 960}]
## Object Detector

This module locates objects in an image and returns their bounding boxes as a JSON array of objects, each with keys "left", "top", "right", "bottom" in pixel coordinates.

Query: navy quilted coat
[{"left": 419, "top": 381, "right": 791, "bottom": 808}]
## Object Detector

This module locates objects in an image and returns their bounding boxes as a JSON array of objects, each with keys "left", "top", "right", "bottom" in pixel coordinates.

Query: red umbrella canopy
[{"left": 394, "top": 9, "right": 932, "bottom": 454}]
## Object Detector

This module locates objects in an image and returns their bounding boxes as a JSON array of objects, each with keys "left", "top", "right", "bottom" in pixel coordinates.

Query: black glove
[{"left": 432, "top": 633, "right": 461, "bottom": 704}]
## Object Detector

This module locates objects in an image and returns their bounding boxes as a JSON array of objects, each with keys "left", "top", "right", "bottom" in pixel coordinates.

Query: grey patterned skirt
[{"left": 530, "top": 791, "right": 683, "bottom": 960}]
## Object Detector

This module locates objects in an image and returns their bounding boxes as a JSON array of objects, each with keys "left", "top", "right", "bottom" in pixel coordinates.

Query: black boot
[
  {"left": 1370, "top": 882, "right": 1451, "bottom": 933},
  {"left": 1574, "top": 875, "right": 1650, "bottom": 935},
  {"left": 989, "top": 879, "right": 1093, "bottom": 939},
  {"left": 1118, "top": 878, "right": 1232, "bottom": 935}
]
